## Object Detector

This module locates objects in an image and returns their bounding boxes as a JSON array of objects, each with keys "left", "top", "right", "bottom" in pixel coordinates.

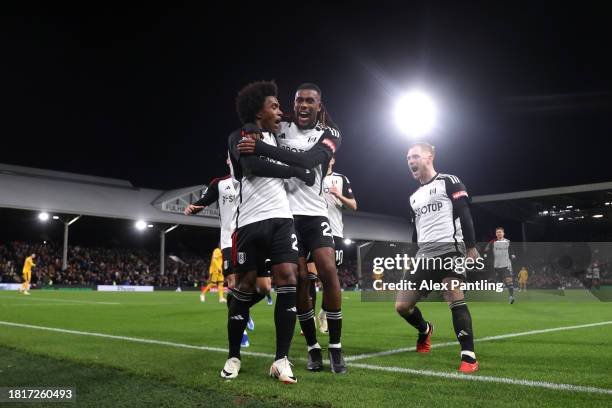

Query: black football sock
[
  {"left": 325, "top": 308, "right": 343, "bottom": 347},
  {"left": 399, "top": 306, "right": 428, "bottom": 333},
  {"left": 227, "top": 288, "right": 252, "bottom": 359},
  {"left": 507, "top": 284, "right": 514, "bottom": 297},
  {"left": 226, "top": 291, "right": 234, "bottom": 310},
  {"left": 297, "top": 308, "right": 318, "bottom": 347},
  {"left": 275, "top": 285, "right": 297, "bottom": 360},
  {"left": 449, "top": 300, "right": 476, "bottom": 362}
]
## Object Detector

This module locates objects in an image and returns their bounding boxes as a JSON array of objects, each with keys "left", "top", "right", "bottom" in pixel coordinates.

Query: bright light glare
[
  {"left": 344, "top": 238, "right": 353, "bottom": 245},
  {"left": 394, "top": 91, "right": 437, "bottom": 137},
  {"left": 135, "top": 220, "right": 147, "bottom": 230},
  {"left": 52, "top": 215, "right": 60, "bottom": 220},
  {"left": 38, "top": 212, "right": 50, "bottom": 221},
  {"left": 592, "top": 214, "right": 604, "bottom": 219}
]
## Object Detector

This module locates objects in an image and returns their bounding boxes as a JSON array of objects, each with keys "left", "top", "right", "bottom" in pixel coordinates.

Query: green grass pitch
[{"left": 0, "top": 290, "right": 611, "bottom": 407}]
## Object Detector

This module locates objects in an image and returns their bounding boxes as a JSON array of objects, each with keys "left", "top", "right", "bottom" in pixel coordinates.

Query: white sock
[{"left": 307, "top": 343, "right": 321, "bottom": 352}]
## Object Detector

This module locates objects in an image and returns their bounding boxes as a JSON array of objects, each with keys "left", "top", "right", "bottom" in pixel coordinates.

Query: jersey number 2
[
  {"left": 321, "top": 222, "right": 332, "bottom": 237},
  {"left": 291, "top": 234, "right": 298, "bottom": 251}
]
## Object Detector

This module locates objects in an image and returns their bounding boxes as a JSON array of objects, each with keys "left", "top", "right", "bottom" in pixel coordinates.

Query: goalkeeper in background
[
  {"left": 201, "top": 247, "right": 226, "bottom": 303},
  {"left": 20, "top": 253, "right": 36, "bottom": 295},
  {"left": 518, "top": 266, "right": 528, "bottom": 292}
]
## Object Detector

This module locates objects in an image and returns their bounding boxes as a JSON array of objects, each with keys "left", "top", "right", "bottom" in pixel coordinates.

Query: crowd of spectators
[
  {"left": 0, "top": 241, "right": 362, "bottom": 289},
  {"left": 0, "top": 241, "right": 210, "bottom": 288},
  {"left": 2, "top": 241, "right": 608, "bottom": 290}
]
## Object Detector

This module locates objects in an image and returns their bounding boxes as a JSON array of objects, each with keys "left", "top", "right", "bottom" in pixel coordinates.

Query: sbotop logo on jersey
[
  {"left": 237, "top": 252, "right": 246, "bottom": 265},
  {"left": 280, "top": 145, "right": 306, "bottom": 153},
  {"left": 415, "top": 202, "right": 443, "bottom": 217}
]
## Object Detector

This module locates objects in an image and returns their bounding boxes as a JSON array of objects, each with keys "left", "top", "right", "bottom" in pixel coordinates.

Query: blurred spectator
[{"left": 0, "top": 241, "right": 210, "bottom": 288}]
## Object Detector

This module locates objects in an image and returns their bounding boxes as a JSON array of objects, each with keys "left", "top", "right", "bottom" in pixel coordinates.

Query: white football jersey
[
  {"left": 217, "top": 177, "right": 238, "bottom": 250},
  {"left": 276, "top": 121, "right": 340, "bottom": 217},
  {"left": 196, "top": 174, "right": 237, "bottom": 250},
  {"left": 229, "top": 130, "right": 292, "bottom": 228},
  {"left": 492, "top": 239, "right": 512, "bottom": 268},
  {"left": 409, "top": 173, "right": 468, "bottom": 258},
  {"left": 323, "top": 172, "right": 354, "bottom": 238}
]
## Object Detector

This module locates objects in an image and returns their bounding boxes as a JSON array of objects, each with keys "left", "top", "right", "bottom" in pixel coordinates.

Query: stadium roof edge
[
  {"left": 472, "top": 181, "right": 612, "bottom": 203},
  {"left": 0, "top": 163, "right": 413, "bottom": 242},
  {"left": 0, "top": 162, "right": 134, "bottom": 188},
  {"left": 151, "top": 185, "right": 207, "bottom": 206}
]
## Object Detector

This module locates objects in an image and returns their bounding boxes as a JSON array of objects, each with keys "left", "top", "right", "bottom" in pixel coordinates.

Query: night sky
[{"left": 2, "top": 3, "right": 611, "bottom": 218}]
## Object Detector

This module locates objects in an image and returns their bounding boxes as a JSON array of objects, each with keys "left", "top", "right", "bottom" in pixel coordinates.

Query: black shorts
[
  {"left": 222, "top": 247, "right": 233, "bottom": 276},
  {"left": 294, "top": 215, "right": 335, "bottom": 259},
  {"left": 403, "top": 252, "right": 466, "bottom": 296},
  {"left": 232, "top": 218, "right": 298, "bottom": 275},
  {"left": 495, "top": 267, "right": 513, "bottom": 283}
]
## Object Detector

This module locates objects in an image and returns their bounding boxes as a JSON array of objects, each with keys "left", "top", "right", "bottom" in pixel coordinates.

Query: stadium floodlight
[
  {"left": 52, "top": 215, "right": 60, "bottom": 220},
  {"left": 606, "top": 202, "right": 611, "bottom": 206},
  {"left": 394, "top": 90, "right": 437, "bottom": 138},
  {"left": 592, "top": 214, "right": 604, "bottom": 219},
  {"left": 344, "top": 238, "right": 353, "bottom": 245},
  {"left": 38, "top": 212, "right": 50, "bottom": 222},
  {"left": 558, "top": 217, "right": 564, "bottom": 221},
  {"left": 566, "top": 205, "right": 573, "bottom": 209},
  {"left": 135, "top": 220, "right": 147, "bottom": 230},
  {"left": 147, "top": 224, "right": 154, "bottom": 228}
]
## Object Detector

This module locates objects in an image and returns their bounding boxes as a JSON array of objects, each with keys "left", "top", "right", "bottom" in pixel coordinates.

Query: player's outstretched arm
[
  {"left": 238, "top": 127, "right": 341, "bottom": 169},
  {"left": 185, "top": 178, "right": 221, "bottom": 215},
  {"left": 229, "top": 129, "right": 315, "bottom": 186}
]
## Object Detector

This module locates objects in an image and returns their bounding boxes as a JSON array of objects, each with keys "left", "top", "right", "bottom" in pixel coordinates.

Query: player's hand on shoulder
[
  {"left": 237, "top": 137, "right": 257, "bottom": 155},
  {"left": 184, "top": 204, "right": 204, "bottom": 215},
  {"left": 294, "top": 168, "right": 315, "bottom": 187},
  {"left": 237, "top": 127, "right": 262, "bottom": 155}
]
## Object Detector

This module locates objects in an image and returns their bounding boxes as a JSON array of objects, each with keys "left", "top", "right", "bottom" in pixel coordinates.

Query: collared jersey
[
  {"left": 323, "top": 172, "right": 354, "bottom": 238},
  {"left": 409, "top": 173, "right": 469, "bottom": 258},
  {"left": 275, "top": 120, "right": 341, "bottom": 217},
  {"left": 228, "top": 128, "right": 292, "bottom": 228}
]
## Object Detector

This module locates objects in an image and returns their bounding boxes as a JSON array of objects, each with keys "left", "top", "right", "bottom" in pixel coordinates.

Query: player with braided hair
[{"left": 238, "top": 83, "right": 346, "bottom": 374}]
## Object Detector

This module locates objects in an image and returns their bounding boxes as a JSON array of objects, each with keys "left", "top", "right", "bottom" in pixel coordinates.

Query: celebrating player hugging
[
  {"left": 214, "top": 82, "right": 480, "bottom": 385},
  {"left": 222, "top": 80, "right": 316, "bottom": 384},
  {"left": 237, "top": 83, "right": 346, "bottom": 374}
]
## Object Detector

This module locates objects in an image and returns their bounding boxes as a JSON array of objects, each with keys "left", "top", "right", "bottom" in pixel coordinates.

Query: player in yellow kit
[
  {"left": 518, "top": 267, "right": 528, "bottom": 292},
  {"left": 21, "top": 253, "right": 36, "bottom": 295},
  {"left": 201, "top": 247, "right": 226, "bottom": 303}
]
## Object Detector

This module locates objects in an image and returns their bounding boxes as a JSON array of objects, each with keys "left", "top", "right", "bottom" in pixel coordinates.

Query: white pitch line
[
  {"left": 0, "top": 296, "right": 120, "bottom": 305},
  {"left": 1, "top": 320, "right": 611, "bottom": 395},
  {"left": 345, "top": 320, "right": 612, "bottom": 362},
  {"left": 0, "top": 321, "right": 274, "bottom": 358},
  {"left": 349, "top": 363, "right": 612, "bottom": 395}
]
